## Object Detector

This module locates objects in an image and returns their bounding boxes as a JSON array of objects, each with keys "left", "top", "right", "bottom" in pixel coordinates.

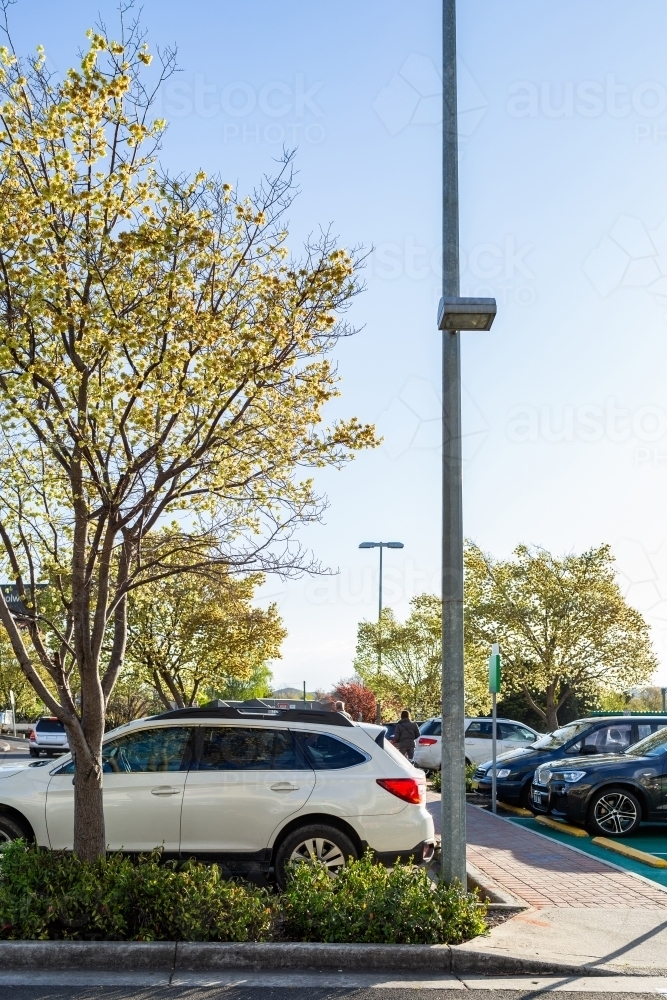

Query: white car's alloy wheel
[{"left": 289, "top": 836, "right": 346, "bottom": 875}]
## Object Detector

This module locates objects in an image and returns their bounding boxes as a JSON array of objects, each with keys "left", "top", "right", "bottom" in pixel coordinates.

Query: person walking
[{"left": 393, "top": 710, "right": 420, "bottom": 761}]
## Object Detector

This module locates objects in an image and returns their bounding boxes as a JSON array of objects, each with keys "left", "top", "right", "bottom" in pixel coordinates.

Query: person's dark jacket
[{"left": 393, "top": 719, "right": 420, "bottom": 755}]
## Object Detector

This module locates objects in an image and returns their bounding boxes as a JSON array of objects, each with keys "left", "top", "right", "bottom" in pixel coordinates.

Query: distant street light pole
[
  {"left": 359, "top": 541, "right": 404, "bottom": 620},
  {"left": 359, "top": 542, "right": 405, "bottom": 671},
  {"left": 440, "top": 0, "right": 497, "bottom": 886}
]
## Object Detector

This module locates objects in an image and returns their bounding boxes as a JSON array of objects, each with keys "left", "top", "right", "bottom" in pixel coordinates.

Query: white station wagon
[{"left": 0, "top": 706, "right": 435, "bottom": 885}]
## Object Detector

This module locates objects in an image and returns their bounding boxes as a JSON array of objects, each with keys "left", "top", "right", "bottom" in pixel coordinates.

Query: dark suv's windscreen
[
  {"left": 625, "top": 727, "right": 667, "bottom": 758},
  {"left": 531, "top": 721, "right": 593, "bottom": 751}
]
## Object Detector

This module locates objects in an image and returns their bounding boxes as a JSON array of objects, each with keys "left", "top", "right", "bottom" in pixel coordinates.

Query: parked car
[
  {"left": 473, "top": 714, "right": 667, "bottom": 811},
  {"left": 0, "top": 705, "right": 435, "bottom": 884},
  {"left": 413, "top": 716, "right": 539, "bottom": 771},
  {"left": 531, "top": 724, "right": 667, "bottom": 836},
  {"left": 29, "top": 717, "right": 68, "bottom": 757}
]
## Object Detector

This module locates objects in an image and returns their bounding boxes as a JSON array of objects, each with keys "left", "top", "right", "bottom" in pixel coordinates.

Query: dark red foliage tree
[{"left": 332, "top": 679, "right": 377, "bottom": 722}]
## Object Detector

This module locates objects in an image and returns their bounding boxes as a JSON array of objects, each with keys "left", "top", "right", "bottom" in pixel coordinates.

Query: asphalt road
[
  {"left": 0, "top": 737, "right": 68, "bottom": 767},
  {"left": 0, "top": 986, "right": 663, "bottom": 1000}
]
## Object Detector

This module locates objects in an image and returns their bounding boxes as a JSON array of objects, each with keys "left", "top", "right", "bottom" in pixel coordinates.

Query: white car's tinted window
[
  {"left": 196, "top": 727, "right": 308, "bottom": 770},
  {"left": 294, "top": 731, "right": 368, "bottom": 769},
  {"left": 420, "top": 719, "right": 441, "bottom": 737},
  {"left": 102, "top": 727, "right": 194, "bottom": 773},
  {"left": 499, "top": 723, "right": 535, "bottom": 742},
  {"left": 465, "top": 721, "right": 492, "bottom": 739},
  {"left": 55, "top": 727, "right": 194, "bottom": 775},
  {"left": 36, "top": 719, "right": 65, "bottom": 733}
]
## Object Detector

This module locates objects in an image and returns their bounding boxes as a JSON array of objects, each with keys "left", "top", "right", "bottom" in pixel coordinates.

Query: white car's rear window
[{"left": 382, "top": 737, "right": 412, "bottom": 765}]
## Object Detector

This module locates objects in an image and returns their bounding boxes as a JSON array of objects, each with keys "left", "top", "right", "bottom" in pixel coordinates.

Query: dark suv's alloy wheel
[{"left": 587, "top": 786, "right": 641, "bottom": 837}]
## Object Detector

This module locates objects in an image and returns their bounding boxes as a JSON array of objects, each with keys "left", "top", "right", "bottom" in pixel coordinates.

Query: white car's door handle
[
  {"left": 270, "top": 782, "right": 300, "bottom": 791},
  {"left": 151, "top": 786, "right": 181, "bottom": 795}
]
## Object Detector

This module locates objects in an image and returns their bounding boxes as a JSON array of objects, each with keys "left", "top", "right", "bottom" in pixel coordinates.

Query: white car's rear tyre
[
  {"left": 274, "top": 823, "right": 358, "bottom": 889},
  {"left": 28, "top": 748, "right": 39, "bottom": 757},
  {"left": 0, "top": 814, "right": 29, "bottom": 846}
]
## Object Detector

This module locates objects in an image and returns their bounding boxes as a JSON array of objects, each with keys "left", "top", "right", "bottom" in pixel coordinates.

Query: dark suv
[
  {"left": 532, "top": 725, "right": 667, "bottom": 836},
  {"left": 472, "top": 715, "right": 667, "bottom": 810}
]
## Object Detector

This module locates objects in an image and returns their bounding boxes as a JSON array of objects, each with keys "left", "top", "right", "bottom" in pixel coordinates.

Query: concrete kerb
[
  {"left": 0, "top": 942, "right": 177, "bottom": 970},
  {"left": 0, "top": 941, "right": 646, "bottom": 977},
  {"left": 466, "top": 860, "right": 529, "bottom": 912}
]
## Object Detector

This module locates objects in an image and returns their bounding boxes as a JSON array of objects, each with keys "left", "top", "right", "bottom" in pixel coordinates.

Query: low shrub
[
  {"left": 281, "top": 849, "right": 486, "bottom": 944},
  {"left": 430, "top": 764, "right": 476, "bottom": 794},
  {"left": 0, "top": 842, "right": 486, "bottom": 944},
  {"left": 0, "top": 842, "right": 274, "bottom": 941}
]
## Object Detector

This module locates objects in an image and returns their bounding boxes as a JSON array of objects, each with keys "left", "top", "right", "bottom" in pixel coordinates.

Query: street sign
[
  {"left": 488, "top": 644, "right": 502, "bottom": 693},
  {"left": 0, "top": 583, "right": 47, "bottom": 619}
]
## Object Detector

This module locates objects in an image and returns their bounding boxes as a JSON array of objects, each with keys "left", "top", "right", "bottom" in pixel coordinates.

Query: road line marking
[
  {"left": 535, "top": 815, "right": 589, "bottom": 837},
  {"left": 592, "top": 837, "right": 667, "bottom": 868}
]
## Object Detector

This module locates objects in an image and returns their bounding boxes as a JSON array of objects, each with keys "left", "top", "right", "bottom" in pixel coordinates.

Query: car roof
[
  {"left": 569, "top": 715, "right": 667, "bottom": 725},
  {"left": 154, "top": 706, "right": 354, "bottom": 727}
]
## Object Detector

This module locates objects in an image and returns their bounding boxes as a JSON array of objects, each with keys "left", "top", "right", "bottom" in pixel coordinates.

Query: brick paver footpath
[{"left": 427, "top": 799, "right": 667, "bottom": 909}]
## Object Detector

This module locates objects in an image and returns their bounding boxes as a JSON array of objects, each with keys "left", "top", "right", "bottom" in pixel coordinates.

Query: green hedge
[
  {"left": 0, "top": 843, "right": 274, "bottom": 941},
  {"left": 0, "top": 841, "right": 485, "bottom": 944},
  {"left": 281, "top": 850, "right": 486, "bottom": 944}
]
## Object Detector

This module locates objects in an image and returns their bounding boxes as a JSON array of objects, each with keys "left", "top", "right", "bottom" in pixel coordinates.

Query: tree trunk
[
  {"left": 545, "top": 681, "right": 560, "bottom": 731},
  {"left": 72, "top": 755, "right": 105, "bottom": 860},
  {"left": 67, "top": 717, "right": 106, "bottom": 861}
]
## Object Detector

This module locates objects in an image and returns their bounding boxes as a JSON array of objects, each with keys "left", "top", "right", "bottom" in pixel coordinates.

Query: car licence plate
[
  {"left": 470, "top": 780, "right": 479, "bottom": 790},
  {"left": 533, "top": 791, "right": 544, "bottom": 803}
]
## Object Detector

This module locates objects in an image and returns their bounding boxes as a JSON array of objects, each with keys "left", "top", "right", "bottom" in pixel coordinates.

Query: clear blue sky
[{"left": 12, "top": 1, "right": 667, "bottom": 690}]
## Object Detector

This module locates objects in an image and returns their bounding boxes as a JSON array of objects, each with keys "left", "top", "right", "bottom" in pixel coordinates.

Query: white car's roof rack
[{"left": 154, "top": 703, "right": 355, "bottom": 728}]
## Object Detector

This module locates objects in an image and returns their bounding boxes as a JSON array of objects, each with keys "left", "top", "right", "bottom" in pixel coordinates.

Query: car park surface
[
  {"left": 531, "top": 724, "right": 667, "bottom": 836},
  {"left": 413, "top": 716, "right": 539, "bottom": 771},
  {"left": 473, "top": 714, "right": 667, "bottom": 810},
  {"left": 0, "top": 706, "right": 434, "bottom": 880},
  {"left": 503, "top": 811, "right": 667, "bottom": 889}
]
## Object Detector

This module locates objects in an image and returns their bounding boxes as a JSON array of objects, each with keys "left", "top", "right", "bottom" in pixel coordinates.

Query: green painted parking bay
[{"left": 506, "top": 815, "right": 667, "bottom": 889}]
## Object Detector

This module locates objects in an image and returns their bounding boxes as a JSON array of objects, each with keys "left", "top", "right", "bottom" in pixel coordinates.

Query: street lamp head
[
  {"left": 359, "top": 541, "right": 405, "bottom": 549},
  {"left": 437, "top": 296, "right": 496, "bottom": 331}
]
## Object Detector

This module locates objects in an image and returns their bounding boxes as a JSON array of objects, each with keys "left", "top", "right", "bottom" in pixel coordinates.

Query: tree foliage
[
  {"left": 0, "top": 15, "right": 376, "bottom": 857},
  {"left": 332, "top": 678, "right": 377, "bottom": 722},
  {"left": 354, "top": 595, "right": 489, "bottom": 721},
  {"left": 0, "top": 626, "right": 43, "bottom": 720},
  {"left": 126, "top": 560, "right": 285, "bottom": 710},
  {"left": 464, "top": 542, "right": 657, "bottom": 729}
]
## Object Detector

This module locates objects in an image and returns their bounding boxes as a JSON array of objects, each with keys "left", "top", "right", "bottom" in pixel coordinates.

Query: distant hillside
[{"left": 272, "top": 686, "right": 318, "bottom": 700}]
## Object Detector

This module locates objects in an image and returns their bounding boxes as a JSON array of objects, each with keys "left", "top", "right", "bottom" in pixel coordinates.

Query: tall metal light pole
[
  {"left": 359, "top": 541, "right": 404, "bottom": 678},
  {"left": 358, "top": 541, "right": 405, "bottom": 622},
  {"left": 439, "top": 0, "right": 497, "bottom": 886}
]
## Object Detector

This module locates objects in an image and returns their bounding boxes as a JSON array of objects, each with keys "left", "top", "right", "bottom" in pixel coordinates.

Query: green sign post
[{"left": 488, "top": 643, "right": 501, "bottom": 813}]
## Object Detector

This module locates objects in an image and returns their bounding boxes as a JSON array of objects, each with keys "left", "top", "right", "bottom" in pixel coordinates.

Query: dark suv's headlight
[{"left": 558, "top": 770, "right": 586, "bottom": 783}]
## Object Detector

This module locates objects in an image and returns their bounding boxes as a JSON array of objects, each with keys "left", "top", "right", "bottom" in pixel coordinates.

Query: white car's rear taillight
[{"left": 376, "top": 777, "right": 425, "bottom": 805}]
